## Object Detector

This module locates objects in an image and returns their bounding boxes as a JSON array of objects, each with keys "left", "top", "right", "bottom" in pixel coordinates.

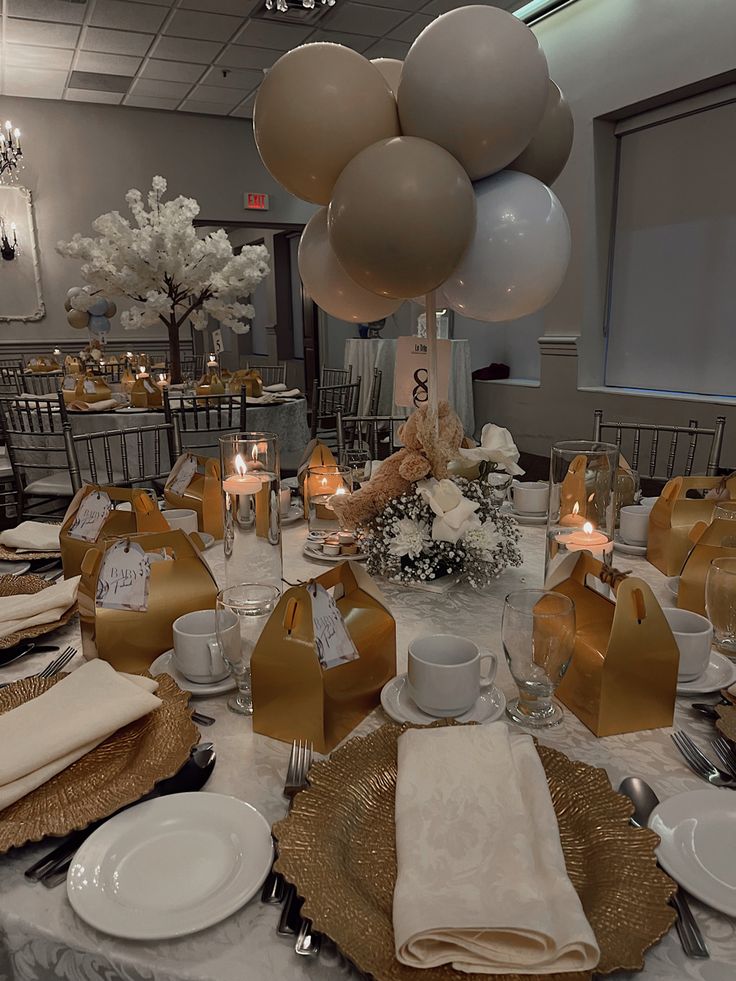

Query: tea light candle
[
  {"left": 207, "top": 352, "right": 218, "bottom": 371},
  {"left": 156, "top": 372, "right": 169, "bottom": 391},
  {"left": 222, "top": 453, "right": 262, "bottom": 495},
  {"left": 557, "top": 521, "right": 612, "bottom": 557},
  {"left": 53, "top": 348, "right": 61, "bottom": 356},
  {"left": 560, "top": 502, "right": 586, "bottom": 527}
]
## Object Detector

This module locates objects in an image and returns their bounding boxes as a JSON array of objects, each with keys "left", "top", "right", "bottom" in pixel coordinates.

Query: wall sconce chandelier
[
  {"left": 265, "top": 0, "right": 335, "bottom": 12},
  {"left": 0, "top": 217, "right": 18, "bottom": 261},
  {"left": 0, "top": 120, "right": 23, "bottom": 182}
]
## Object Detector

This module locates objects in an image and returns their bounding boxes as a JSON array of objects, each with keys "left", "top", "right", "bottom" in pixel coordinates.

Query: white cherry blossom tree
[{"left": 57, "top": 176, "right": 270, "bottom": 383}]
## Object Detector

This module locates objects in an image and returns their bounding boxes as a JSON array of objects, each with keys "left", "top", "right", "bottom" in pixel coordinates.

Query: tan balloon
[
  {"left": 106, "top": 301, "right": 117, "bottom": 318},
  {"left": 298, "top": 209, "right": 402, "bottom": 323},
  {"left": 64, "top": 298, "right": 72, "bottom": 312},
  {"left": 67, "top": 309, "right": 90, "bottom": 330},
  {"left": 328, "top": 137, "right": 475, "bottom": 299},
  {"left": 254, "top": 43, "right": 400, "bottom": 206},
  {"left": 508, "top": 81, "right": 574, "bottom": 186},
  {"left": 398, "top": 6, "right": 549, "bottom": 180},
  {"left": 371, "top": 58, "right": 402, "bottom": 97}
]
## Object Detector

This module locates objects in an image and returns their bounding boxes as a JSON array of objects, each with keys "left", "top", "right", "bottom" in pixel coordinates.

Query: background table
[
  {"left": 0, "top": 526, "right": 734, "bottom": 981},
  {"left": 344, "top": 338, "right": 475, "bottom": 437}
]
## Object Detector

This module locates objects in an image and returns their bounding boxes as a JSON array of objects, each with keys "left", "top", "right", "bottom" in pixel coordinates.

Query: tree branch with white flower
[{"left": 57, "top": 176, "right": 270, "bottom": 383}]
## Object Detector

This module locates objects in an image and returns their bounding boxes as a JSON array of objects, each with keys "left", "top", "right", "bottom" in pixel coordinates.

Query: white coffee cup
[
  {"left": 163, "top": 508, "right": 198, "bottom": 534},
  {"left": 510, "top": 480, "right": 549, "bottom": 515},
  {"left": 172, "top": 610, "right": 230, "bottom": 684},
  {"left": 279, "top": 488, "right": 292, "bottom": 517},
  {"left": 662, "top": 607, "right": 713, "bottom": 682},
  {"left": 640, "top": 496, "right": 659, "bottom": 510},
  {"left": 619, "top": 505, "right": 650, "bottom": 546},
  {"left": 407, "top": 634, "right": 497, "bottom": 717}
]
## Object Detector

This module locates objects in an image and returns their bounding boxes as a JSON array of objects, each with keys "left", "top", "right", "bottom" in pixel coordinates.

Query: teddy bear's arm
[{"left": 398, "top": 450, "right": 432, "bottom": 482}]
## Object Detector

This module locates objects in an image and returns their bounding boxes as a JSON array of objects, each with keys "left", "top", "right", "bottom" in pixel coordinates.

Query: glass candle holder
[
  {"left": 545, "top": 440, "right": 619, "bottom": 582},
  {"left": 306, "top": 465, "right": 353, "bottom": 534},
  {"left": 706, "top": 556, "right": 736, "bottom": 657},
  {"left": 220, "top": 432, "right": 282, "bottom": 591}
]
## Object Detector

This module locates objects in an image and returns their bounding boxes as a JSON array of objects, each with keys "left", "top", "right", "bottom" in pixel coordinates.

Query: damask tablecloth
[{"left": 0, "top": 525, "right": 734, "bottom": 981}]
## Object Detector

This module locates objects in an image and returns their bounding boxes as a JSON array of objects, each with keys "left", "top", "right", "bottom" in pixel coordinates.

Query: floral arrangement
[
  {"left": 360, "top": 424, "right": 524, "bottom": 588},
  {"left": 57, "top": 176, "right": 270, "bottom": 383}
]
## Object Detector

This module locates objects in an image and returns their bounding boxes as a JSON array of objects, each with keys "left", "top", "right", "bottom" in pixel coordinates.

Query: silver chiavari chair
[
  {"left": 310, "top": 379, "right": 362, "bottom": 452},
  {"left": 163, "top": 387, "right": 246, "bottom": 457},
  {"left": 320, "top": 365, "right": 352, "bottom": 387},
  {"left": 0, "top": 363, "right": 22, "bottom": 396},
  {"left": 0, "top": 395, "right": 72, "bottom": 517},
  {"left": 247, "top": 363, "right": 287, "bottom": 387},
  {"left": 21, "top": 371, "right": 62, "bottom": 397},
  {"left": 367, "top": 368, "right": 382, "bottom": 416},
  {"left": 336, "top": 411, "right": 405, "bottom": 470}
]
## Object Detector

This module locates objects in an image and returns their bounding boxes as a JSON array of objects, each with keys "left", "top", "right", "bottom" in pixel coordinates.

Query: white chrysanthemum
[
  {"left": 463, "top": 520, "right": 502, "bottom": 560},
  {"left": 388, "top": 518, "right": 431, "bottom": 558}
]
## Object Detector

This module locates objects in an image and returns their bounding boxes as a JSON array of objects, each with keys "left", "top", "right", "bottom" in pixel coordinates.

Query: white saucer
[
  {"left": 0, "top": 560, "right": 31, "bottom": 576},
  {"left": 380, "top": 674, "right": 506, "bottom": 726},
  {"left": 303, "top": 542, "right": 366, "bottom": 563},
  {"left": 650, "top": 789, "right": 736, "bottom": 917},
  {"left": 676, "top": 651, "right": 736, "bottom": 695},
  {"left": 613, "top": 534, "right": 647, "bottom": 556},
  {"left": 68, "top": 792, "right": 273, "bottom": 939},
  {"left": 149, "top": 649, "right": 235, "bottom": 697},
  {"left": 509, "top": 508, "right": 547, "bottom": 525},
  {"left": 280, "top": 504, "right": 303, "bottom": 525}
]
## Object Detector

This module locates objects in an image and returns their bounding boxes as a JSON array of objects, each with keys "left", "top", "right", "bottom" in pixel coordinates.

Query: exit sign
[{"left": 245, "top": 192, "right": 269, "bottom": 211}]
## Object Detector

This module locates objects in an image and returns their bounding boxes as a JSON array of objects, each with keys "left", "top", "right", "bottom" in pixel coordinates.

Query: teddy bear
[{"left": 332, "top": 400, "right": 464, "bottom": 530}]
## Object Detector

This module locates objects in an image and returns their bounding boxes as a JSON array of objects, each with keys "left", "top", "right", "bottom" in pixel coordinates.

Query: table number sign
[
  {"left": 394, "top": 336, "right": 451, "bottom": 408},
  {"left": 166, "top": 454, "right": 198, "bottom": 498},
  {"left": 309, "top": 582, "right": 359, "bottom": 670},
  {"left": 68, "top": 491, "right": 112, "bottom": 543},
  {"left": 96, "top": 540, "right": 151, "bottom": 613}
]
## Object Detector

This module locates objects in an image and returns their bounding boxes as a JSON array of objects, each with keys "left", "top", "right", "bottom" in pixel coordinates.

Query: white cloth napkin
[
  {"left": 264, "top": 383, "right": 287, "bottom": 393},
  {"left": 0, "top": 660, "right": 161, "bottom": 811},
  {"left": 0, "top": 576, "right": 79, "bottom": 639},
  {"left": 393, "top": 724, "right": 600, "bottom": 975},
  {"left": 67, "top": 398, "right": 119, "bottom": 412},
  {"left": 0, "top": 521, "right": 60, "bottom": 552}
]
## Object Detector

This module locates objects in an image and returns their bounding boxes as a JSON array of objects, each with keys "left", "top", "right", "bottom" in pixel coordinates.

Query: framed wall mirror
[{"left": 0, "top": 186, "right": 44, "bottom": 322}]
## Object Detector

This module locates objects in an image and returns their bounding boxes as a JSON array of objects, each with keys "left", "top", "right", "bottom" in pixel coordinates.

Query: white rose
[
  {"left": 418, "top": 477, "right": 463, "bottom": 516},
  {"left": 417, "top": 478, "right": 481, "bottom": 543},
  {"left": 457, "top": 423, "right": 524, "bottom": 476}
]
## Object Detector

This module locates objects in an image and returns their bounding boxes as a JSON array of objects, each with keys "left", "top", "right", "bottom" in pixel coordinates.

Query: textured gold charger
[
  {"left": 273, "top": 722, "right": 676, "bottom": 981},
  {"left": 716, "top": 703, "right": 736, "bottom": 742},
  {"left": 0, "top": 544, "right": 61, "bottom": 562},
  {"left": 0, "top": 672, "right": 197, "bottom": 851},
  {"left": 0, "top": 574, "right": 76, "bottom": 651}
]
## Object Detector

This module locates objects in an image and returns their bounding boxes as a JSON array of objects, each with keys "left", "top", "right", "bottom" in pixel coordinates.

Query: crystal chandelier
[
  {"left": 0, "top": 120, "right": 23, "bottom": 182},
  {"left": 266, "top": 0, "right": 335, "bottom": 12}
]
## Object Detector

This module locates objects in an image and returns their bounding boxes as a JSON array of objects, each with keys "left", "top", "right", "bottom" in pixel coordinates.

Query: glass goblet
[
  {"left": 215, "top": 583, "right": 280, "bottom": 715},
  {"left": 502, "top": 589, "right": 576, "bottom": 728},
  {"left": 706, "top": 557, "right": 736, "bottom": 658}
]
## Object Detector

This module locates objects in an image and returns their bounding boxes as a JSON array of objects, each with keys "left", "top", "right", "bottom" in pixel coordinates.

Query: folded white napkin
[
  {"left": 0, "top": 521, "right": 60, "bottom": 552},
  {"left": 67, "top": 398, "right": 119, "bottom": 412},
  {"left": 0, "top": 576, "right": 79, "bottom": 639},
  {"left": 264, "top": 383, "right": 287, "bottom": 393},
  {"left": 393, "top": 724, "right": 599, "bottom": 975},
  {"left": 0, "top": 660, "right": 160, "bottom": 811}
]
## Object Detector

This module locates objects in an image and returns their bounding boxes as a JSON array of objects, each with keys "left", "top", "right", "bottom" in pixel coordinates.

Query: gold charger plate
[
  {"left": 0, "top": 574, "right": 76, "bottom": 651},
  {"left": 0, "top": 524, "right": 61, "bottom": 561},
  {"left": 716, "top": 703, "right": 736, "bottom": 741},
  {"left": 0, "top": 672, "right": 197, "bottom": 851},
  {"left": 274, "top": 722, "right": 676, "bottom": 981}
]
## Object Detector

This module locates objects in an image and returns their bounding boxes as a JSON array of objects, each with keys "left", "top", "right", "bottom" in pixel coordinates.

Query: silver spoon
[{"left": 618, "top": 777, "right": 709, "bottom": 958}]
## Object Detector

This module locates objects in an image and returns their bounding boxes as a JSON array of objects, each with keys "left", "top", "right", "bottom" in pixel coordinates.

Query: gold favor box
[
  {"left": 678, "top": 518, "right": 736, "bottom": 616},
  {"left": 648, "top": 475, "right": 736, "bottom": 576},
  {"left": 550, "top": 553, "right": 679, "bottom": 737},
  {"left": 227, "top": 368, "right": 262, "bottom": 397},
  {"left": 130, "top": 375, "right": 163, "bottom": 408},
  {"left": 164, "top": 454, "right": 224, "bottom": 540}
]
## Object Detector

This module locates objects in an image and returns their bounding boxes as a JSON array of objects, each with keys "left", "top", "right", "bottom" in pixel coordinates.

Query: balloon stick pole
[{"left": 425, "top": 289, "right": 439, "bottom": 437}]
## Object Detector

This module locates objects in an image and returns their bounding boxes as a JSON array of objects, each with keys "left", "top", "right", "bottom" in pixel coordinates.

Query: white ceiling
[{"left": 0, "top": 0, "right": 523, "bottom": 117}]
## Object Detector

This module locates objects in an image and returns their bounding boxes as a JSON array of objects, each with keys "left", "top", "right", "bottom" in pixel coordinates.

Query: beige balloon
[
  {"left": 398, "top": 6, "right": 549, "bottom": 180},
  {"left": 508, "top": 80, "right": 574, "bottom": 186},
  {"left": 298, "top": 209, "right": 402, "bottom": 323},
  {"left": 64, "top": 298, "right": 72, "bottom": 312},
  {"left": 254, "top": 43, "right": 400, "bottom": 206},
  {"left": 328, "top": 137, "right": 476, "bottom": 299},
  {"left": 67, "top": 309, "right": 90, "bottom": 330},
  {"left": 106, "top": 301, "right": 117, "bottom": 318},
  {"left": 371, "top": 58, "right": 402, "bottom": 97}
]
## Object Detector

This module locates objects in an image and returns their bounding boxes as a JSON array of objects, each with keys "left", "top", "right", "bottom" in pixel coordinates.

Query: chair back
[
  {"left": 593, "top": 409, "right": 726, "bottom": 479},
  {"left": 163, "top": 386, "right": 246, "bottom": 457},
  {"left": 310, "top": 379, "right": 362, "bottom": 450},
  {"left": 320, "top": 365, "right": 352, "bottom": 387},
  {"left": 0, "top": 363, "right": 22, "bottom": 396},
  {"left": 0, "top": 395, "right": 69, "bottom": 515},
  {"left": 336, "top": 412, "right": 405, "bottom": 468},
  {"left": 21, "top": 372, "right": 61, "bottom": 397},
  {"left": 367, "top": 368, "right": 382, "bottom": 416},
  {"left": 248, "top": 363, "right": 287, "bottom": 387}
]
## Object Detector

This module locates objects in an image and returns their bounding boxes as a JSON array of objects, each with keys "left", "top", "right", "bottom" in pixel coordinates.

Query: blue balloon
[
  {"left": 89, "top": 315, "right": 111, "bottom": 334},
  {"left": 88, "top": 299, "right": 109, "bottom": 316}
]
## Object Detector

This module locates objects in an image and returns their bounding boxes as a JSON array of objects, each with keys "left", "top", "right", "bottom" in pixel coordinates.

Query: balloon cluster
[
  {"left": 254, "top": 6, "right": 574, "bottom": 325},
  {"left": 64, "top": 287, "right": 117, "bottom": 341}
]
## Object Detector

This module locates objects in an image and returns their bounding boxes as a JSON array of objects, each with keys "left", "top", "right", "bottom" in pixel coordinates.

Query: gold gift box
[
  {"left": 164, "top": 453, "right": 223, "bottom": 540},
  {"left": 227, "top": 368, "right": 262, "bottom": 397},
  {"left": 549, "top": 552, "right": 679, "bottom": 737},
  {"left": 678, "top": 518, "right": 736, "bottom": 616},
  {"left": 251, "top": 562, "right": 396, "bottom": 753},
  {"left": 648, "top": 475, "right": 736, "bottom": 576},
  {"left": 130, "top": 374, "right": 163, "bottom": 408}
]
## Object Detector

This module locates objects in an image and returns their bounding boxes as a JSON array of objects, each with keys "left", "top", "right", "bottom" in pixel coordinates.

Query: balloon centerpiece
[{"left": 64, "top": 286, "right": 117, "bottom": 346}]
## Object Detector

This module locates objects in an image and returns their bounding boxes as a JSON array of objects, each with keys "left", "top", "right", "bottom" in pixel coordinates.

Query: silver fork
[
  {"left": 262, "top": 740, "right": 314, "bottom": 906},
  {"left": 671, "top": 731, "right": 736, "bottom": 788},
  {"left": 0, "top": 646, "right": 76, "bottom": 689},
  {"left": 711, "top": 735, "right": 736, "bottom": 777}
]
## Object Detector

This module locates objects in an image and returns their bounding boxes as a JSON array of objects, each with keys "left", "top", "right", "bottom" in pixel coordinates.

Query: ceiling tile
[
  {"left": 125, "top": 95, "right": 183, "bottom": 110},
  {"left": 327, "top": 3, "right": 408, "bottom": 37},
  {"left": 388, "top": 12, "right": 433, "bottom": 42},
  {"left": 140, "top": 59, "right": 205, "bottom": 83},
  {"left": 65, "top": 90, "right": 125, "bottom": 105},
  {"left": 361, "top": 0, "right": 431, "bottom": 8},
  {"left": 4, "top": 43, "right": 74, "bottom": 71},
  {"left": 91, "top": 1, "right": 168, "bottom": 33},
  {"left": 363, "top": 38, "right": 411, "bottom": 58},
  {"left": 182, "top": 0, "right": 259, "bottom": 14},
  {"left": 5, "top": 17, "right": 80, "bottom": 47},
  {"left": 421, "top": 0, "right": 480, "bottom": 14},
  {"left": 201, "top": 66, "right": 262, "bottom": 90},
  {"left": 165, "top": 9, "right": 241, "bottom": 42},
  {"left": 236, "top": 20, "right": 312, "bottom": 50},
  {"left": 130, "top": 77, "right": 193, "bottom": 99},
  {"left": 179, "top": 99, "right": 232, "bottom": 116},
  {"left": 308, "top": 30, "right": 378, "bottom": 53},
  {"left": 75, "top": 51, "right": 143, "bottom": 75},
  {"left": 83, "top": 28, "right": 155, "bottom": 56},
  {"left": 4, "top": 66, "right": 68, "bottom": 98},
  {"left": 69, "top": 70, "right": 133, "bottom": 93},
  {"left": 216, "top": 44, "right": 279, "bottom": 70},
  {"left": 230, "top": 94, "right": 256, "bottom": 118},
  {"left": 7, "top": 0, "right": 85, "bottom": 24},
  {"left": 151, "top": 35, "right": 223, "bottom": 63},
  {"left": 188, "top": 85, "right": 244, "bottom": 108},
  {"left": 126, "top": 0, "right": 175, "bottom": 5}
]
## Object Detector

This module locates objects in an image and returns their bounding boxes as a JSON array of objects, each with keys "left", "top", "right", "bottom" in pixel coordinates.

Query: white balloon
[
  {"left": 371, "top": 58, "right": 402, "bottom": 97},
  {"left": 443, "top": 171, "right": 570, "bottom": 322}
]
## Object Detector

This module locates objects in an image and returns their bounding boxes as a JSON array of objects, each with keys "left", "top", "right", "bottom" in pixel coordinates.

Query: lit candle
[
  {"left": 53, "top": 348, "right": 61, "bottom": 356},
  {"left": 156, "top": 372, "right": 169, "bottom": 390},
  {"left": 222, "top": 453, "right": 263, "bottom": 495},
  {"left": 557, "top": 521, "right": 612, "bottom": 557},
  {"left": 207, "top": 352, "right": 218, "bottom": 372}
]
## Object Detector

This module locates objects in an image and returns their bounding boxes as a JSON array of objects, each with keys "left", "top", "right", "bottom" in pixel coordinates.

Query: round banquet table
[{"left": 0, "top": 525, "right": 734, "bottom": 981}]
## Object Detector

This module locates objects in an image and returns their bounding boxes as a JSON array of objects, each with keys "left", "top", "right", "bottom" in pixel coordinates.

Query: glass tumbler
[
  {"left": 502, "top": 589, "right": 576, "bottom": 728},
  {"left": 215, "top": 583, "right": 280, "bottom": 715},
  {"left": 306, "top": 465, "right": 353, "bottom": 534},
  {"left": 705, "top": 557, "right": 736, "bottom": 657}
]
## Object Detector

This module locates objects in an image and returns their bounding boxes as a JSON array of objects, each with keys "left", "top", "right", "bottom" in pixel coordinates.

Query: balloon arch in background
[{"left": 253, "top": 5, "right": 574, "bottom": 426}]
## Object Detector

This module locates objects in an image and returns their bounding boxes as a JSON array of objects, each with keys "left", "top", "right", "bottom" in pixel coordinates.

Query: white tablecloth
[
  {"left": 0, "top": 526, "right": 734, "bottom": 981},
  {"left": 344, "top": 338, "right": 475, "bottom": 437}
]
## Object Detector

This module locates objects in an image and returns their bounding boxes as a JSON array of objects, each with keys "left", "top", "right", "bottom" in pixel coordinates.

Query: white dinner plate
[
  {"left": 676, "top": 651, "right": 736, "bottom": 695},
  {"left": 613, "top": 534, "right": 647, "bottom": 557},
  {"left": 303, "top": 542, "right": 366, "bottom": 563},
  {"left": 149, "top": 649, "right": 235, "bottom": 697},
  {"left": 649, "top": 789, "right": 736, "bottom": 917},
  {"left": 280, "top": 504, "right": 304, "bottom": 525},
  {"left": 380, "top": 674, "right": 506, "bottom": 726},
  {"left": 67, "top": 793, "right": 273, "bottom": 939},
  {"left": 0, "top": 560, "right": 31, "bottom": 576}
]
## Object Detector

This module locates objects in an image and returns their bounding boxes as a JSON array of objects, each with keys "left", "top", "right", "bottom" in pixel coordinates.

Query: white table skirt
[
  {"left": 344, "top": 338, "right": 475, "bottom": 437},
  {"left": 0, "top": 526, "right": 734, "bottom": 981}
]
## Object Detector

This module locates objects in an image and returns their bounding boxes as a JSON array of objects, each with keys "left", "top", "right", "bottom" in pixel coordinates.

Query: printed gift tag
[
  {"left": 83, "top": 379, "right": 97, "bottom": 394},
  {"left": 166, "top": 454, "right": 198, "bottom": 497},
  {"left": 310, "top": 582, "right": 359, "bottom": 670},
  {"left": 68, "top": 491, "right": 112, "bottom": 543},
  {"left": 393, "top": 336, "right": 451, "bottom": 408},
  {"left": 143, "top": 379, "right": 156, "bottom": 394},
  {"left": 96, "top": 540, "right": 151, "bottom": 612}
]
